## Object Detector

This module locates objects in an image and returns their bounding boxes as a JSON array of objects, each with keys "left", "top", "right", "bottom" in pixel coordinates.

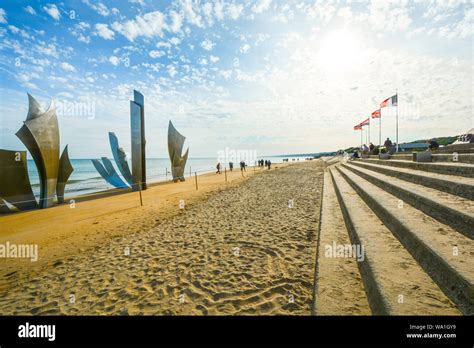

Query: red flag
[
  {"left": 380, "top": 94, "right": 398, "bottom": 108},
  {"left": 371, "top": 109, "right": 381, "bottom": 118},
  {"left": 354, "top": 118, "right": 369, "bottom": 130}
]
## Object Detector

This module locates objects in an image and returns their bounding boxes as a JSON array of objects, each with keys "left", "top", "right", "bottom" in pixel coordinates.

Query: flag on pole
[
  {"left": 380, "top": 94, "right": 398, "bottom": 108},
  {"left": 371, "top": 109, "right": 381, "bottom": 118},
  {"left": 354, "top": 118, "right": 369, "bottom": 130}
]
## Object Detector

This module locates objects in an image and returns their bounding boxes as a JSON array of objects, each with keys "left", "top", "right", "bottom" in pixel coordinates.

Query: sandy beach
[{"left": 0, "top": 161, "right": 324, "bottom": 315}]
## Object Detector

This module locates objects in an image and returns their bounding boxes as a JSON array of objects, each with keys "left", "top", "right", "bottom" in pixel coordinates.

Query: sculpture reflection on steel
[
  {"left": 57, "top": 145, "right": 74, "bottom": 204},
  {"left": 16, "top": 94, "right": 60, "bottom": 208},
  {"left": 168, "top": 120, "right": 189, "bottom": 182},
  {"left": 0, "top": 93, "right": 73, "bottom": 212},
  {"left": 0, "top": 149, "right": 38, "bottom": 211},
  {"left": 109, "top": 132, "right": 133, "bottom": 186},
  {"left": 130, "top": 90, "right": 146, "bottom": 191}
]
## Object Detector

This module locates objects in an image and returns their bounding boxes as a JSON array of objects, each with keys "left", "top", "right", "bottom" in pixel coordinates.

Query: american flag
[{"left": 380, "top": 94, "right": 398, "bottom": 108}]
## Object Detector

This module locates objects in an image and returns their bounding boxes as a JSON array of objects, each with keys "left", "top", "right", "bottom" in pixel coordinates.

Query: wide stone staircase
[{"left": 315, "top": 154, "right": 474, "bottom": 315}]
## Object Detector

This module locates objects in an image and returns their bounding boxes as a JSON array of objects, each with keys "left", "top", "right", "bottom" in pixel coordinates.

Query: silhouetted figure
[
  {"left": 267, "top": 160, "right": 271, "bottom": 170},
  {"left": 428, "top": 140, "right": 439, "bottom": 151},
  {"left": 216, "top": 162, "right": 221, "bottom": 174},
  {"left": 229, "top": 162, "right": 233, "bottom": 171}
]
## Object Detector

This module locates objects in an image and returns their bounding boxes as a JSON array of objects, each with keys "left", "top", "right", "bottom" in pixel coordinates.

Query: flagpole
[
  {"left": 396, "top": 90, "right": 399, "bottom": 152},
  {"left": 368, "top": 116, "right": 371, "bottom": 145},
  {"left": 379, "top": 112, "right": 382, "bottom": 147}
]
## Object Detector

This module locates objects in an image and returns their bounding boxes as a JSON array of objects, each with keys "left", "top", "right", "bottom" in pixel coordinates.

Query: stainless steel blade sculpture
[
  {"left": 130, "top": 90, "right": 146, "bottom": 191},
  {"left": 57, "top": 145, "right": 73, "bottom": 204},
  {"left": 0, "top": 93, "right": 73, "bottom": 212},
  {"left": 0, "top": 149, "right": 38, "bottom": 211},
  {"left": 167, "top": 120, "right": 189, "bottom": 182},
  {"left": 15, "top": 94, "right": 60, "bottom": 208},
  {"left": 91, "top": 158, "right": 129, "bottom": 189},
  {"left": 109, "top": 132, "right": 133, "bottom": 186}
]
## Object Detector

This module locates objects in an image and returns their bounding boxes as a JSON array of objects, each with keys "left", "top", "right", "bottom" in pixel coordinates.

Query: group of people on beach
[
  {"left": 215, "top": 161, "right": 248, "bottom": 174},
  {"left": 216, "top": 159, "right": 272, "bottom": 174},
  {"left": 258, "top": 159, "right": 271, "bottom": 169}
]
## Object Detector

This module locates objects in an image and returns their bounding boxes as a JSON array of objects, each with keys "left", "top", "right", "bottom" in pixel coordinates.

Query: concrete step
[
  {"left": 350, "top": 160, "right": 474, "bottom": 201},
  {"left": 342, "top": 163, "right": 474, "bottom": 239},
  {"left": 329, "top": 167, "right": 460, "bottom": 315},
  {"left": 358, "top": 158, "right": 474, "bottom": 178},
  {"left": 314, "top": 171, "right": 370, "bottom": 315},
  {"left": 337, "top": 165, "right": 474, "bottom": 315},
  {"left": 432, "top": 153, "right": 474, "bottom": 164}
]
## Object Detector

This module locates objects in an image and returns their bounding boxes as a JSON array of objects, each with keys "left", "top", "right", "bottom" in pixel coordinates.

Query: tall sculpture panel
[
  {"left": 0, "top": 93, "right": 73, "bottom": 212},
  {"left": 0, "top": 149, "right": 38, "bottom": 210},
  {"left": 109, "top": 132, "right": 133, "bottom": 186},
  {"left": 15, "top": 94, "right": 60, "bottom": 208},
  {"left": 130, "top": 90, "right": 146, "bottom": 191},
  {"left": 56, "top": 145, "right": 73, "bottom": 204},
  {"left": 168, "top": 120, "right": 189, "bottom": 182}
]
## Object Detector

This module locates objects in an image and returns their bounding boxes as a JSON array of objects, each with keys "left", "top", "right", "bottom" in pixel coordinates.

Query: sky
[{"left": 0, "top": 0, "right": 473, "bottom": 159}]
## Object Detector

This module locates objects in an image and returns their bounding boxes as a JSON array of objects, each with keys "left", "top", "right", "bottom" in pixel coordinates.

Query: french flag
[
  {"left": 380, "top": 94, "right": 397, "bottom": 108},
  {"left": 371, "top": 109, "right": 381, "bottom": 118}
]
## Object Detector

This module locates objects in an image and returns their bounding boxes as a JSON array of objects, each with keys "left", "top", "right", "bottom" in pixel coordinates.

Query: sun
[{"left": 318, "top": 28, "right": 362, "bottom": 73}]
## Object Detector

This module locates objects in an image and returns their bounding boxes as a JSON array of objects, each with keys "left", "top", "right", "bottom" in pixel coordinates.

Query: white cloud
[
  {"left": 201, "top": 39, "right": 215, "bottom": 51},
  {"left": 36, "top": 42, "right": 59, "bottom": 58},
  {"left": 82, "top": 0, "right": 110, "bottom": 16},
  {"left": 240, "top": 43, "right": 250, "bottom": 53},
  {"left": 180, "top": 0, "right": 204, "bottom": 27},
  {"left": 43, "top": 4, "right": 61, "bottom": 21},
  {"left": 109, "top": 56, "right": 120, "bottom": 66},
  {"left": 24, "top": 6, "right": 36, "bottom": 15},
  {"left": 252, "top": 0, "right": 272, "bottom": 14},
  {"left": 60, "top": 62, "right": 76, "bottom": 72},
  {"left": 112, "top": 11, "right": 166, "bottom": 41},
  {"left": 167, "top": 64, "right": 177, "bottom": 77},
  {"left": 169, "top": 10, "right": 183, "bottom": 33},
  {"left": 0, "top": 8, "right": 7, "bottom": 23},
  {"left": 95, "top": 23, "right": 115, "bottom": 40},
  {"left": 210, "top": 55, "right": 220, "bottom": 63},
  {"left": 149, "top": 50, "right": 165, "bottom": 58},
  {"left": 71, "top": 22, "right": 91, "bottom": 44},
  {"left": 226, "top": 3, "right": 244, "bottom": 20}
]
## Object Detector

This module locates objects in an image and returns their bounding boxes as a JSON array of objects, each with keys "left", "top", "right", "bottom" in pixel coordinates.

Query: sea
[{"left": 26, "top": 155, "right": 313, "bottom": 200}]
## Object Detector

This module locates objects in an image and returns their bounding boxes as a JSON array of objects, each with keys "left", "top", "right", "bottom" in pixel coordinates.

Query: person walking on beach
[
  {"left": 267, "top": 160, "right": 271, "bottom": 170},
  {"left": 229, "top": 162, "right": 233, "bottom": 171},
  {"left": 216, "top": 162, "right": 221, "bottom": 174}
]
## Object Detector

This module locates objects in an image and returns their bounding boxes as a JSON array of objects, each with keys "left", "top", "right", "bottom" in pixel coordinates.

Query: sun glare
[{"left": 318, "top": 29, "right": 362, "bottom": 72}]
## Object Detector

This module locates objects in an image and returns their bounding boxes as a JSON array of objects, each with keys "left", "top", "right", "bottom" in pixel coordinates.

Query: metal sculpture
[
  {"left": 130, "top": 90, "right": 146, "bottom": 191},
  {"left": 56, "top": 145, "right": 73, "bottom": 204},
  {"left": 15, "top": 94, "right": 60, "bottom": 208},
  {"left": 0, "top": 93, "right": 72, "bottom": 213},
  {"left": 0, "top": 149, "right": 38, "bottom": 210},
  {"left": 91, "top": 158, "right": 129, "bottom": 189},
  {"left": 109, "top": 132, "right": 133, "bottom": 186},
  {"left": 167, "top": 120, "right": 189, "bottom": 182}
]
